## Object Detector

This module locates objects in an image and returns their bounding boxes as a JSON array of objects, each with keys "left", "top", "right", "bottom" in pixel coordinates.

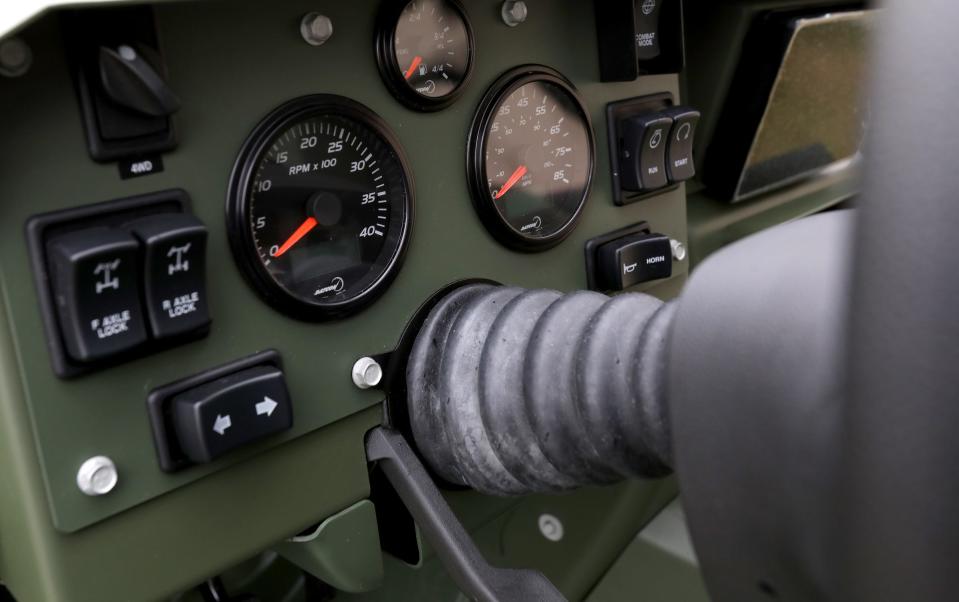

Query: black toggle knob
[{"left": 98, "top": 44, "right": 181, "bottom": 117}]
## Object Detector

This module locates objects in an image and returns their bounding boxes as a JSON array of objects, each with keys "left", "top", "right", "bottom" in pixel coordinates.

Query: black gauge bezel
[
  {"left": 226, "top": 94, "right": 414, "bottom": 321},
  {"left": 466, "top": 65, "right": 596, "bottom": 253},
  {"left": 374, "top": 0, "right": 476, "bottom": 112}
]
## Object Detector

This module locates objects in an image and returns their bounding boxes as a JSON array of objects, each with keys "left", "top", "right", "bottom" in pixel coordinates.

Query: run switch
[
  {"left": 128, "top": 213, "right": 210, "bottom": 339},
  {"left": 47, "top": 227, "right": 148, "bottom": 363},
  {"left": 596, "top": 232, "right": 673, "bottom": 290},
  {"left": 619, "top": 114, "right": 673, "bottom": 191}
]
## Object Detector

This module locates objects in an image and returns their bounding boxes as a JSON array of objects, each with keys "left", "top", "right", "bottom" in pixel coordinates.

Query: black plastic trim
[
  {"left": 606, "top": 93, "right": 680, "bottom": 205},
  {"left": 466, "top": 65, "right": 596, "bottom": 253},
  {"left": 146, "top": 349, "right": 283, "bottom": 472},
  {"left": 225, "top": 94, "right": 415, "bottom": 321},
  {"left": 25, "top": 189, "right": 205, "bottom": 378},
  {"left": 584, "top": 221, "right": 651, "bottom": 291}
]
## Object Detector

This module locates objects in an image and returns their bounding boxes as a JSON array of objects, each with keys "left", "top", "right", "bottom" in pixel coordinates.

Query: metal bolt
[
  {"left": 501, "top": 1, "right": 528, "bottom": 27},
  {"left": 118, "top": 44, "right": 137, "bottom": 61},
  {"left": 538, "top": 513, "right": 564, "bottom": 542},
  {"left": 76, "top": 456, "right": 118, "bottom": 496},
  {"left": 300, "top": 13, "right": 334, "bottom": 46},
  {"left": 352, "top": 356, "right": 383, "bottom": 390},
  {"left": 670, "top": 239, "right": 687, "bottom": 262},
  {"left": 0, "top": 38, "right": 33, "bottom": 78}
]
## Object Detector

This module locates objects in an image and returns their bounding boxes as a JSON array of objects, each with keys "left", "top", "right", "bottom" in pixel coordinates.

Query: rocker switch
[
  {"left": 47, "top": 227, "right": 147, "bottom": 363},
  {"left": 128, "top": 213, "right": 210, "bottom": 339}
]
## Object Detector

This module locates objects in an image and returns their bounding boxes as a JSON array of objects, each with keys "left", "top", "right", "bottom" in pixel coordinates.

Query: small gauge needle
[
  {"left": 494, "top": 165, "right": 528, "bottom": 200},
  {"left": 404, "top": 55, "right": 423, "bottom": 80},
  {"left": 275, "top": 217, "right": 318, "bottom": 258}
]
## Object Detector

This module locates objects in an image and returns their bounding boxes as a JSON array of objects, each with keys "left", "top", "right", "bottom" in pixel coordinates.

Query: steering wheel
[{"left": 667, "top": 2, "right": 959, "bottom": 600}]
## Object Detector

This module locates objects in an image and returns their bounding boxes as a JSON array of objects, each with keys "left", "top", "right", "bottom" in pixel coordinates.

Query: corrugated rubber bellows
[{"left": 406, "top": 284, "right": 674, "bottom": 496}]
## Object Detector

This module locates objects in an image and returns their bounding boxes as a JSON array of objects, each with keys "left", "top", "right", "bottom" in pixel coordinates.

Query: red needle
[
  {"left": 494, "top": 165, "right": 528, "bottom": 200},
  {"left": 404, "top": 56, "right": 423, "bottom": 80},
  {"left": 274, "top": 217, "right": 317, "bottom": 258}
]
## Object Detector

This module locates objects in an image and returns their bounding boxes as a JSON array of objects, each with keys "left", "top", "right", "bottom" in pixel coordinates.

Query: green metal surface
[
  {"left": 274, "top": 499, "right": 384, "bottom": 593},
  {"left": 338, "top": 479, "right": 679, "bottom": 602},
  {"left": 686, "top": 169, "right": 857, "bottom": 267},
  {"left": 0, "top": 0, "right": 688, "bottom": 599}
]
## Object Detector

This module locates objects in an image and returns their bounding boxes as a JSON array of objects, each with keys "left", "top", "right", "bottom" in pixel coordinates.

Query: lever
[
  {"left": 365, "top": 427, "right": 566, "bottom": 602},
  {"left": 98, "top": 44, "right": 181, "bottom": 117}
]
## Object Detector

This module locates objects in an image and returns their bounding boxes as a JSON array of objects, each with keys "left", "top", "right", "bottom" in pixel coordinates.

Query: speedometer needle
[
  {"left": 494, "top": 165, "right": 528, "bottom": 200},
  {"left": 275, "top": 217, "right": 318, "bottom": 258},
  {"left": 404, "top": 55, "right": 423, "bottom": 80}
]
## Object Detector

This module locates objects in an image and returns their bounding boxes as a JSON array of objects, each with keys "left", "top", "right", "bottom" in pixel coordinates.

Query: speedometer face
[
  {"left": 467, "top": 66, "right": 595, "bottom": 251},
  {"left": 375, "top": 0, "right": 474, "bottom": 111},
  {"left": 227, "top": 95, "right": 413, "bottom": 320}
]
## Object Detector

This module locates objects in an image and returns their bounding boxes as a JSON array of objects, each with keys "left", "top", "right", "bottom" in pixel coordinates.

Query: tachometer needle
[
  {"left": 494, "top": 165, "right": 528, "bottom": 200},
  {"left": 275, "top": 217, "right": 318, "bottom": 258},
  {"left": 404, "top": 56, "right": 423, "bottom": 80}
]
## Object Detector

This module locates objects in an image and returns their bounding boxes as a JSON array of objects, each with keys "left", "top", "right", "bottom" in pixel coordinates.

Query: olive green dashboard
[{"left": 0, "top": 1, "right": 686, "bottom": 600}]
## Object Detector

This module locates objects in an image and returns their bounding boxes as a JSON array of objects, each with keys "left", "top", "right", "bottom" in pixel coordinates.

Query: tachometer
[
  {"left": 467, "top": 66, "right": 595, "bottom": 251},
  {"left": 226, "top": 95, "right": 413, "bottom": 320},
  {"left": 375, "top": 0, "right": 474, "bottom": 111}
]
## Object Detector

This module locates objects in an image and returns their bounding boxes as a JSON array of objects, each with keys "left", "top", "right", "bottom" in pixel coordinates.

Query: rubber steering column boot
[{"left": 406, "top": 284, "right": 673, "bottom": 496}]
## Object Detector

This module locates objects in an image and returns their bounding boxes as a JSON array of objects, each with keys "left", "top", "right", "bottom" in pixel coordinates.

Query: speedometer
[
  {"left": 466, "top": 66, "right": 595, "bottom": 251},
  {"left": 226, "top": 95, "right": 413, "bottom": 320}
]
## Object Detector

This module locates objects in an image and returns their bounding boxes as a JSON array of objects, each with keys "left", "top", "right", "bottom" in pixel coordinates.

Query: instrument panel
[{"left": 0, "top": 0, "right": 688, "bottom": 599}]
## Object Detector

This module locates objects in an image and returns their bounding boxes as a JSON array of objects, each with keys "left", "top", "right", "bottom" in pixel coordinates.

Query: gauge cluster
[{"left": 2, "top": 0, "right": 689, "bottom": 558}]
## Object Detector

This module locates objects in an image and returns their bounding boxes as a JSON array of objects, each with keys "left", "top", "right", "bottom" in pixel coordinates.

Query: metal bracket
[{"left": 365, "top": 427, "right": 566, "bottom": 602}]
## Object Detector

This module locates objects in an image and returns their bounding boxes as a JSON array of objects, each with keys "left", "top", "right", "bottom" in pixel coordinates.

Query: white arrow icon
[
  {"left": 255, "top": 397, "right": 278, "bottom": 417},
  {"left": 213, "top": 414, "right": 232, "bottom": 435}
]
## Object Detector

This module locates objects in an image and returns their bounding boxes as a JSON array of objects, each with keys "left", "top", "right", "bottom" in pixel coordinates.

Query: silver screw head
[
  {"left": 538, "top": 513, "right": 564, "bottom": 542},
  {"left": 670, "top": 239, "right": 687, "bottom": 262},
  {"left": 501, "top": 1, "right": 528, "bottom": 27},
  {"left": 76, "top": 456, "right": 118, "bottom": 496},
  {"left": 0, "top": 38, "right": 33, "bottom": 78},
  {"left": 300, "top": 13, "right": 334, "bottom": 46},
  {"left": 352, "top": 357, "right": 383, "bottom": 390}
]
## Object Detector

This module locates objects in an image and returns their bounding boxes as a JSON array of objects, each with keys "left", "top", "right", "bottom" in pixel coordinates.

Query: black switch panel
[
  {"left": 606, "top": 94, "right": 700, "bottom": 205},
  {"left": 27, "top": 189, "right": 208, "bottom": 377},
  {"left": 593, "top": 0, "right": 685, "bottom": 82},
  {"left": 128, "top": 213, "right": 210, "bottom": 339},
  {"left": 663, "top": 107, "right": 700, "bottom": 182},
  {"left": 64, "top": 6, "right": 178, "bottom": 162},
  {"left": 596, "top": 232, "right": 673, "bottom": 291},
  {"left": 620, "top": 113, "right": 673, "bottom": 192},
  {"left": 47, "top": 227, "right": 148, "bottom": 363},
  {"left": 585, "top": 221, "right": 679, "bottom": 291},
  {"left": 147, "top": 351, "right": 290, "bottom": 472},
  {"left": 171, "top": 365, "right": 293, "bottom": 465}
]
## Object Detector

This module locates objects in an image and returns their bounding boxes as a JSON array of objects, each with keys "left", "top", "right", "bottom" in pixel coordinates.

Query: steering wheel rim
[{"left": 838, "top": 0, "right": 959, "bottom": 599}]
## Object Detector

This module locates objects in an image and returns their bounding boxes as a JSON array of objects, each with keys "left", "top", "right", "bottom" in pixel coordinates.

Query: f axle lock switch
[{"left": 47, "top": 227, "right": 148, "bottom": 363}]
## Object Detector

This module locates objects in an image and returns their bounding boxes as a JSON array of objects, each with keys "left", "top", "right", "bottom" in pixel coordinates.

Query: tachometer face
[
  {"left": 227, "top": 96, "right": 413, "bottom": 320},
  {"left": 467, "top": 66, "right": 595, "bottom": 251},
  {"left": 376, "top": 0, "right": 474, "bottom": 111}
]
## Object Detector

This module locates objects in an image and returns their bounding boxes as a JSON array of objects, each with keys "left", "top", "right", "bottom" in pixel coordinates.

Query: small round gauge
[
  {"left": 375, "top": 0, "right": 474, "bottom": 111},
  {"left": 226, "top": 95, "right": 413, "bottom": 320},
  {"left": 467, "top": 66, "right": 595, "bottom": 251}
]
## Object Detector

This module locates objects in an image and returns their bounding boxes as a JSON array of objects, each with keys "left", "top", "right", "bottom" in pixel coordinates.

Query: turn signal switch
[{"left": 405, "top": 283, "right": 674, "bottom": 495}]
